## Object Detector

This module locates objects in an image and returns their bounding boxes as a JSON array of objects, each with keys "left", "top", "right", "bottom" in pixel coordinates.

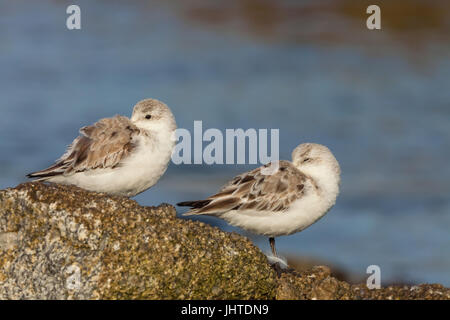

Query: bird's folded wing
[
  {"left": 28, "top": 115, "right": 141, "bottom": 178},
  {"left": 182, "top": 160, "right": 308, "bottom": 215}
]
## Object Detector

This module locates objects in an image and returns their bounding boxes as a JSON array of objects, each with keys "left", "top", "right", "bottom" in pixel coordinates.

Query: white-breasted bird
[
  {"left": 28, "top": 98, "right": 177, "bottom": 197},
  {"left": 178, "top": 143, "right": 341, "bottom": 259}
]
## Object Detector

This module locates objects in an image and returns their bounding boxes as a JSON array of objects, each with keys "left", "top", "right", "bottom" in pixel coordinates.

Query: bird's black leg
[
  {"left": 269, "top": 236, "right": 285, "bottom": 275},
  {"left": 269, "top": 237, "right": 277, "bottom": 257}
]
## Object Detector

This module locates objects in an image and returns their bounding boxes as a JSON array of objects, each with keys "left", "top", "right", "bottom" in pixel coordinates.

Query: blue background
[{"left": 1, "top": 0, "right": 449, "bottom": 285}]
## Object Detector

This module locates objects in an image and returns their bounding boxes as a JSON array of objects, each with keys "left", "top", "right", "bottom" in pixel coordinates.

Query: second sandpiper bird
[{"left": 178, "top": 143, "right": 341, "bottom": 259}]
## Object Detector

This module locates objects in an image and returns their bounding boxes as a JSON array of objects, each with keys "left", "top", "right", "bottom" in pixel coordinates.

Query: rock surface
[
  {"left": 276, "top": 266, "right": 450, "bottom": 300},
  {"left": 0, "top": 182, "right": 276, "bottom": 299},
  {"left": 0, "top": 182, "right": 448, "bottom": 300}
]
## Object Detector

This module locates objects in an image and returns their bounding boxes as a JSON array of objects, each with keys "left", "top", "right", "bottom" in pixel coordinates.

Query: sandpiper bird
[
  {"left": 178, "top": 143, "right": 341, "bottom": 259},
  {"left": 27, "top": 98, "right": 177, "bottom": 197}
]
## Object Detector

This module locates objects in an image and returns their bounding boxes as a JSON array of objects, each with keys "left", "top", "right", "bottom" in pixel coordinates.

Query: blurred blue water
[{"left": 0, "top": 1, "right": 449, "bottom": 285}]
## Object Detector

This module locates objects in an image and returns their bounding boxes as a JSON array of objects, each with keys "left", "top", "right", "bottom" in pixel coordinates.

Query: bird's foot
[
  {"left": 266, "top": 255, "right": 298, "bottom": 276},
  {"left": 266, "top": 254, "right": 290, "bottom": 276},
  {"left": 267, "top": 254, "right": 287, "bottom": 267}
]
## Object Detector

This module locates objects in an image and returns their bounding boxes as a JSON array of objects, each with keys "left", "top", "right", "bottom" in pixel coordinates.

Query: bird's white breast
[
  {"left": 49, "top": 131, "right": 175, "bottom": 197},
  {"left": 220, "top": 178, "right": 339, "bottom": 237}
]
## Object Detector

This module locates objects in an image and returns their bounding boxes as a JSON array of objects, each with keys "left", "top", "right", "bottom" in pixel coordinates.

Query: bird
[
  {"left": 177, "top": 143, "right": 341, "bottom": 260},
  {"left": 27, "top": 98, "right": 177, "bottom": 197}
]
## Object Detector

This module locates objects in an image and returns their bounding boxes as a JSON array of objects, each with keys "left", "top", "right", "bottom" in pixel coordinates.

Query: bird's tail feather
[
  {"left": 26, "top": 163, "right": 64, "bottom": 180},
  {"left": 177, "top": 199, "right": 212, "bottom": 216}
]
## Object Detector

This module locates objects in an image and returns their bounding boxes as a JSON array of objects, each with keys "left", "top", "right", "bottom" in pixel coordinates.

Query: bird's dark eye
[
  {"left": 145, "top": 114, "right": 152, "bottom": 119},
  {"left": 303, "top": 158, "right": 311, "bottom": 163}
]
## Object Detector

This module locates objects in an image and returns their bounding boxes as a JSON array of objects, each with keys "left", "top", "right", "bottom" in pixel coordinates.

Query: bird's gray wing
[
  {"left": 179, "top": 160, "right": 308, "bottom": 215},
  {"left": 28, "top": 115, "right": 140, "bottom": 178}
]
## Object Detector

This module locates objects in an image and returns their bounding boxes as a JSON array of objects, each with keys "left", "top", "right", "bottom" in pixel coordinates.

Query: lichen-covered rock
[
  {"left": 276, "top": 266, "right": 450, "bottom": 300},
  {"left": 1, "top": 182, "right": 449, "bottom": 300},
  {"left": 0, "top": 182, "right": 277, "bottom": 299}
]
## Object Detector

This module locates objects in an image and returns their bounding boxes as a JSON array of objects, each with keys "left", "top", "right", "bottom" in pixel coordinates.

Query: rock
[
  {"left": 0, "top": 232, "right": 18, "bottom": 251},
  {"left": 0, "top": 182, "right": 449, "bottom": 300},
  {"left": 0, "top": 182, "right": 276, "bottom": 299},
  {"left": 285, "top": 255, "right": 362, "bottom": 283},
  {"left": 275, "top": 268, "right": 450, "bottom": 300}
]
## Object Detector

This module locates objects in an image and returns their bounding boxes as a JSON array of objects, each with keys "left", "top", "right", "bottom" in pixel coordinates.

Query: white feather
[{"left": 47, "top": 128, "right": 175, "bottom": 197}]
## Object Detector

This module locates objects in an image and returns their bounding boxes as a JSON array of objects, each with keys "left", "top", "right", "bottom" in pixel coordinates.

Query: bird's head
[
  {"left": 131, "top": 98, "right": 176, "bottom": 132},
  {"left": 292, "top": 143, "right": 341, "bottom": 180}
]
